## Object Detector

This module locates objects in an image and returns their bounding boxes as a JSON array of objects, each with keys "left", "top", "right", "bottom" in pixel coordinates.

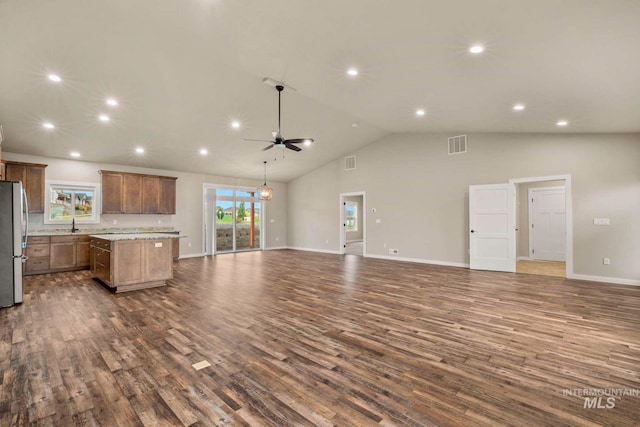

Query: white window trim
[
  {"left": 44, "top": 180, "right": 102, "bottom": 224},
  {"left": 345, "top": 201, "right": 358, "bottom": 232}
]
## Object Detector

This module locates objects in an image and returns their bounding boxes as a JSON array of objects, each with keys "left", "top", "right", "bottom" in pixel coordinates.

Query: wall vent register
[
  {"left": 448, "top": 135, "right": 467, "bottom": 155},
  {"left": 345, "top": 155, "right": 356, "bottom": 170}
]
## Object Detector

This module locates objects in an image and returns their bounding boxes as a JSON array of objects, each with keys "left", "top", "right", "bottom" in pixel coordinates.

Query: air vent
[
  {"left": 345, "top": 155, "right": 356, "bottom": 170},
  {"left": 448, "top": 135, "right": 467, "bottom": 155}
]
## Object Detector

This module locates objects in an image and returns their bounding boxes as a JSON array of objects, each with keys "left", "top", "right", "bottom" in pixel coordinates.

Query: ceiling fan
[{"left": 244, "top": 85, "right": 313, "bottom": 152}]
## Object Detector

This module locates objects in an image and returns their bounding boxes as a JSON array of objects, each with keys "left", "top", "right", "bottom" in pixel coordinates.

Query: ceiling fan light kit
[{"left": 257, "top": 161, "right": 273, "bottom": 200}]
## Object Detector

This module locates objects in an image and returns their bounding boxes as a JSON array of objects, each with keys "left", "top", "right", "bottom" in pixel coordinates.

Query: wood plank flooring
[
  {"left": 1, "top": 250, "right": 639, "bottom": 426},
  {"left": 517, "top": 260, "right": 566, "bottom": 278}
]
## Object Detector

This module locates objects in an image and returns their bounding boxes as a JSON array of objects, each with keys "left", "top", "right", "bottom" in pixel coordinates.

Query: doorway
[
  {"left": 469, "top": 175, "right": 572, "bottom": 278},
  {"left": 203, "top": 186, "right": 264, "bottom": 255},
  {"left": 512, "top": 176, "right": 571, "bottom": 278},
  {"left": 340, "top": 192, "right": 365, "bottom": 256}
]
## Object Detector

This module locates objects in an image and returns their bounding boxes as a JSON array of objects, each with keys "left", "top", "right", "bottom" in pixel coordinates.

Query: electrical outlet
[
  {"left": 154, "top": 242, "right": 163, "bottom": 248},
  {"left": 276, "top": 237, "right": 279, "bottom": 241},
  {"left": 188, "top": 242, "right": 192, "bottom": 247},
  {"left": 389, "top": 248, "right": 399, "bottom": 255},
  {"left": 603, "top": 258, "right": 610, "bottom": 265},
  {"left": 383, "top": 243, "right": 387, "bottom": 248},
  {"left": 113, "top": 219, "right": 117, "bottom": 225},
  {"left": 376, "top": 219, "right": 381, "bottom": 224},
  {"left": 326, "top": 239, "right": 329, "bottom": 244}
]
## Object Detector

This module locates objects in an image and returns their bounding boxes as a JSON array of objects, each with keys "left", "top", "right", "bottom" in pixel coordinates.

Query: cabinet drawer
[
  {"left": 91, "top": 239, "right": 111, "bottom": 250},
  {"left": 26, "top": 244, "right": 50, "bottom": 257},
  {"left": 26, "top": 256, "right": 50, "bottom": 272},
  {"left": 28, "top": 236, "right": 50, "bottom": 245},
  {"left": 51, "top": 235, "right": 90, "bottom": 243}
]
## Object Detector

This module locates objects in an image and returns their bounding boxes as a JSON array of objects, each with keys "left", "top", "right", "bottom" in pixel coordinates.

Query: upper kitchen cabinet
[
  {"left": 100, "top": 170, "right": 177, "bottom": 215},
  {"left": 2, "top": 160, "right": 47, "bottom": 213},
  {"left": 100, "top": 171, "right": 124, "bottom": 214}
]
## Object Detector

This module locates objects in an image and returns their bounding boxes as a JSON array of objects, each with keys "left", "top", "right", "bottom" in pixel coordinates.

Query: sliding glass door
[{"left": 213, "top": 188, "right": 262, "bottom": 253}]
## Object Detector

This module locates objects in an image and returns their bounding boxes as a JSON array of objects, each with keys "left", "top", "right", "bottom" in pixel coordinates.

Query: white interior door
[
  {"left": 529, "top": 187, "right": 566, "bottom": 261},
  {"left": 469, "top": 184, "right": 516, "bottom": 272}
]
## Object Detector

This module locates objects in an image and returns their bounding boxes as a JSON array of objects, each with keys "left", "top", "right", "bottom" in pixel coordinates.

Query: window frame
[
  {"left": 345, "top": 201, "right": 358, "bottom": 232},
  {"left": 44, "top": 180, "right": 101, "bottom": 224}
]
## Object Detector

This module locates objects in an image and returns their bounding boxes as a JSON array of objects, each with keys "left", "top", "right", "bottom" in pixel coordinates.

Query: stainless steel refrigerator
[{"left": 0, "top": 181, "right": 28, "bottom": 307}]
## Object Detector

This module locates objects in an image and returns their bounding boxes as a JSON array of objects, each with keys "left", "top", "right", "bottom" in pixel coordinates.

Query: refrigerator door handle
[{"left": 22, "top": 188, "right": 28, "bottom": 248}]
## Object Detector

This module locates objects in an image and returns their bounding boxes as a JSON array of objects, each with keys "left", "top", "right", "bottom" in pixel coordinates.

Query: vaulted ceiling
[{"left": 1, "top": 0, "right": 639, "bottom": 182}]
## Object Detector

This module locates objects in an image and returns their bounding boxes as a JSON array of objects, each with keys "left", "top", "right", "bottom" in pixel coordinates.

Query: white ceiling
[{"left": 1, "top": 0, "right": 639, "bottom": 182}]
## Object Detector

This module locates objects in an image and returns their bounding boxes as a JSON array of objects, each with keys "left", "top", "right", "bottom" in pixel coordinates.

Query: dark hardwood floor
[{"left": 1, "top": 250, "right": 639, "bottom": 426}]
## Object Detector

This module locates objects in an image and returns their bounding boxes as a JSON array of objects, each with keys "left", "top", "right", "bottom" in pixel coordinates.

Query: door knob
[{"left": 470, "top": 230, "right": 475, "bottom": 233}]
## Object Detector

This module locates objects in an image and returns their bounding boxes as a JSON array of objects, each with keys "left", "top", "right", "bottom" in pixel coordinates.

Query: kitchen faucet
[{"left": 71, "top": 218, "right": 79, "bottom": 233}]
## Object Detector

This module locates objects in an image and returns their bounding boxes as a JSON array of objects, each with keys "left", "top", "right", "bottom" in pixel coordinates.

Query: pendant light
[{"left": 258, "top": 161, "right": 273, "bottom": 200}]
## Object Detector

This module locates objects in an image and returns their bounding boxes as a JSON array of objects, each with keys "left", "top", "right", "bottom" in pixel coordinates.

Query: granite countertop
[
  {"left": 89, "top": 233, "right": 187, "bottom": 241},
  {"left": 29, "top": 227, "right": 179, "bottom": 236}
]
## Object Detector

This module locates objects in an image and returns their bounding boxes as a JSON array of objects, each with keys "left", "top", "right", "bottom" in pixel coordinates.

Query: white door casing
[
  {"left": 469, "top": 184, "right": 516, "bottom": 272},
  {"left": 529, "top": 187, "right": 566, "bottom": 262}
]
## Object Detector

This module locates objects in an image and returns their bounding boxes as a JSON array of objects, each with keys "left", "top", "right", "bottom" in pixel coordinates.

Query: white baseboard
[
  {"left": 346, "top": 239, "right": 363, "bottom": 243},
  {"left": 265, "top": 246, "right": 288, "bottom": 251},
  {"left": 364, "top": 253, "right": 469, "bottom": 269},
  {"left": 287, "top": 247, "right": 343, "bottom": 255},
  {"left": 177, "top": 253, "right": 206, "bottom": 259},
  {"left": 517, "top": 256, "right": 533, "bottom": 261},
  {"left": 567, "top": 273, "right": 640, "bottom": 287}
]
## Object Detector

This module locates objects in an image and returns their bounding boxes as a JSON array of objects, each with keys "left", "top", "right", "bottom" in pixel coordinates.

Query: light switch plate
[{"left": 593, "top": 218, "right": 610, "bottom": 225}]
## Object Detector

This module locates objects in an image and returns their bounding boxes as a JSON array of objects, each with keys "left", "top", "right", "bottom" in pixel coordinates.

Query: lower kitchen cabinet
[
  {"left": 90, "top": 236, "right": 173, "bottom": 292},
  {"left": 25, "top": 236, "right": 51, "bottom": 274},
  {"left": 24, "top": 235, "right": 90, "bottom": 275}
]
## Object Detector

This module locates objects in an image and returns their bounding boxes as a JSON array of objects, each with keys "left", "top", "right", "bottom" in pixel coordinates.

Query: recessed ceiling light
[
  {"left": 43, "top": 122, "right": 55, "bottom": 129},
  {"left": 70, "top": 152, "right": 80, "bottom": 158},
  {"left": 106, "top": 98, "right": 118, "bottom": 107},
  {"left": 135, "top": 147, "right": 145, "bottom": 154},
  {"left": 304, "top": 139, "right": 312, "bottom": 147},
  {"left": 469, "top": 45, "right": 484, "bottom": 54},
  {"left": 99, "top": 114, "right": 110, "bottom": 122},
  {"left": 513, "top": 104, "right": 525, "bottom": 111},
  {"left": 416, "top": 109, "right": 426, "bottom": 116},
  {"left": 231, "top": 120, "right": 240, "bottom": 129},
  {"left": 347, "top": 68, "right": 359, "bottom": 77},
  {"left": 557, "top": 120, "right": 569, "bottom": 126},
  {"left": 199, "top": 148, "right": 208, "bottom": 155},
  {"left": 48, "top": 74, "right": 62, "bottom": 82}
]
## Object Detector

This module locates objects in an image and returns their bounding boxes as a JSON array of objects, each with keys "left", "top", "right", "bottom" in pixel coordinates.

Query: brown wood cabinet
[
  {"left": 25, "top": 236, "right": 51, "bottom": 274},
  {"left": 142, "top": 176, "right": 160, "bottom": 214},
  {"left": 100, "top": 170, "right": 177, "bottom": 215},
  {"left": 2, "top": 160, "right": 47, "bottom": 213},
  {"left": 123, "top": 174, "right": 142, "bottom": 213},
  {"left": 91, "top": 237, "right": 173, "bottom": 292},
  {"left": 25, "top": 235, "right": 90, "bottom": 275},
  {"left": 100, "top": 171, "right": 124, "bottom": 214}
]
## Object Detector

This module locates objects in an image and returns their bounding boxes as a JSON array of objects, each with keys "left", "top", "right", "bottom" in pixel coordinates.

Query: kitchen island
[{"left": 89, "top": 233, "right": 181, "bottom": 293}]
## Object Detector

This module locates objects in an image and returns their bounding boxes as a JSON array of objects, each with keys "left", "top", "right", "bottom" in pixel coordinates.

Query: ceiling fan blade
[
  {"left": 244, "top": 138, "right": 275, "bottom": 143},
  {"left": 262, "top": 144, "right": 274, "bottom": 151},
  {"left": 285, "top": 143, "right": 302, "bottom": 152},
  {"left": 284, "top": 138, "right": 314, "bottom": 144}
]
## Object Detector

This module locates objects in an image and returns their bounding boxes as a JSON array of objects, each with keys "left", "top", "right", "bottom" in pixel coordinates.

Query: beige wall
[
  {"left": 3, "top": 152, "right": 287, "bottom": 257},
  {"left": 287, "top": 133, "right": 640, "bottom": 283},
  {"left": 515, "top": 180, "right": 565, "bottom": 259}
]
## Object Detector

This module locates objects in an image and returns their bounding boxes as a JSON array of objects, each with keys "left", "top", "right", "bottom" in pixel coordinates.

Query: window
[
  {"left": 45, "top": 181, "right": 101, "bottom": 224},
  {"left": 345, "top": 201, "right": 357, "bottom": 232}
]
